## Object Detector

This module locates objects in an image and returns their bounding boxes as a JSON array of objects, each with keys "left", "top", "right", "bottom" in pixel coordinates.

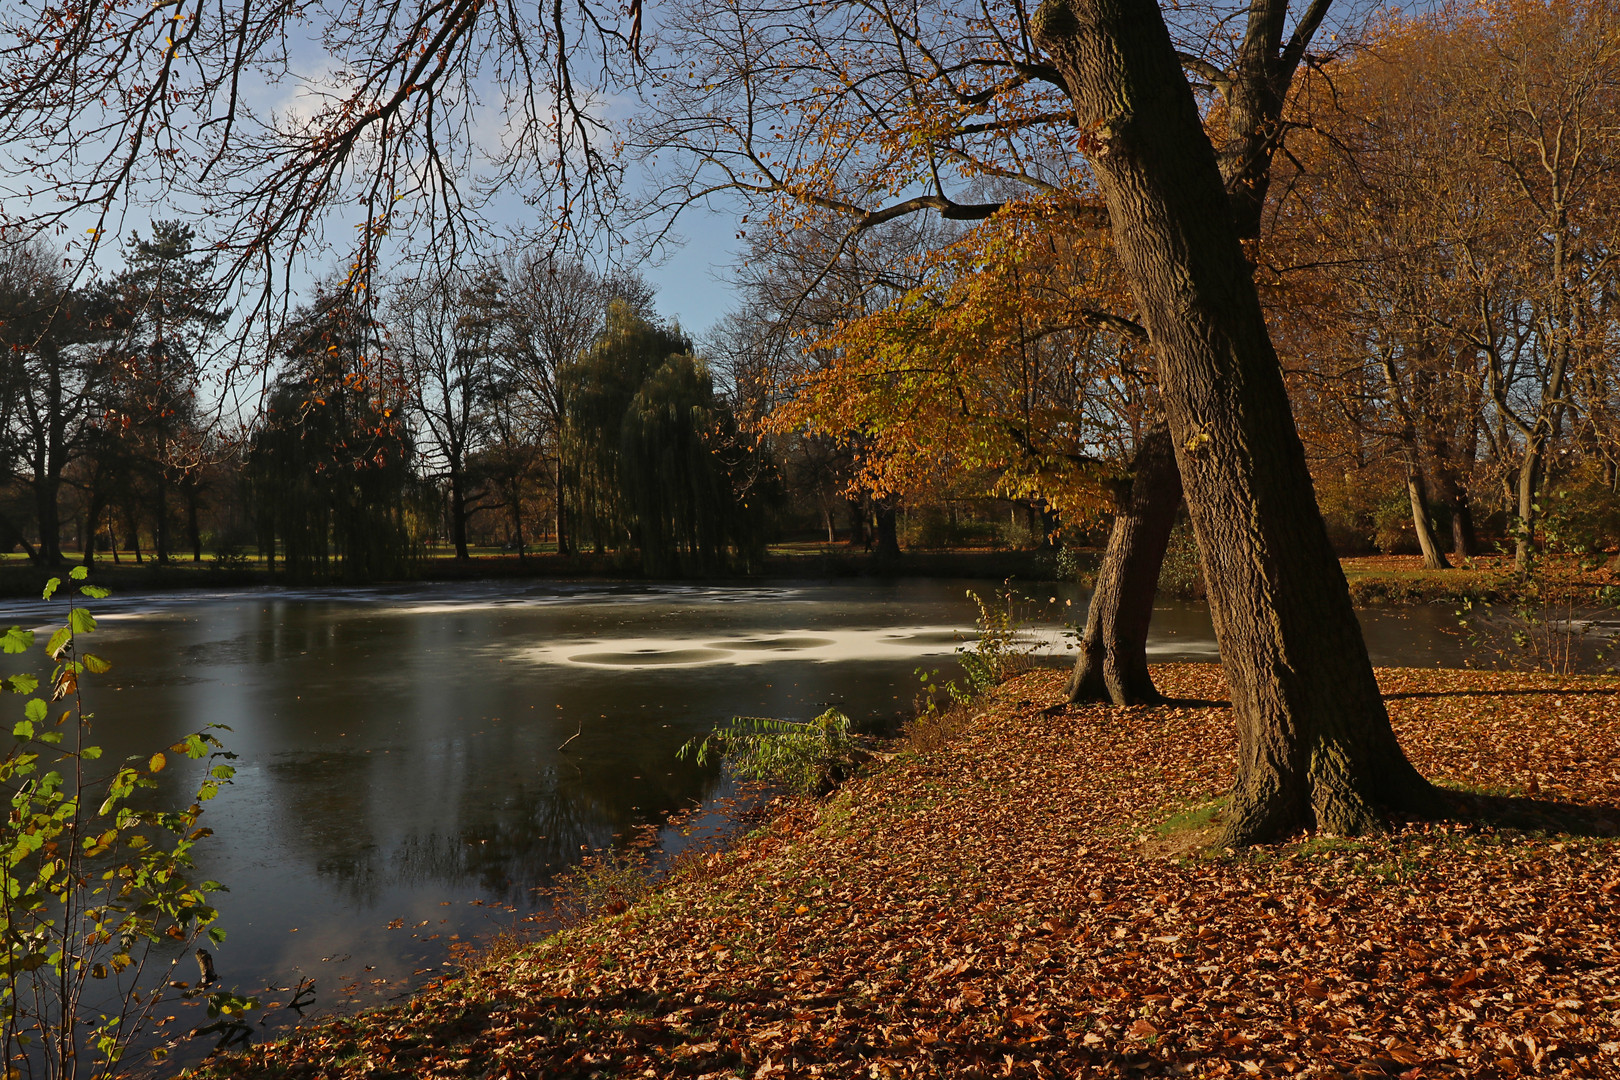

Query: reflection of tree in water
[{"left": 267, "top": 740, "right": 726, "bottom": 908}]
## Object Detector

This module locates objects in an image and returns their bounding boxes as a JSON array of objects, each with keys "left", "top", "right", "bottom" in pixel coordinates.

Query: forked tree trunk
[
  {"left": 1433, "top": 468, "right": 1476, "bottom": 557},
  {"left": 1034, "top": 0, "right": 1443, "bottom": 844},
  {"left": 1068, "top": 419, "right": 1182, "bottom": 705},
  {"left": 1406, "top": 466, "right": 1451, "bottom": 570},
  {"left": 1451, "top": 497, "right": 1476, "bottom": 558},
  {"left": 1514, "top": 443, "right": 1544, "bottom": 571}
]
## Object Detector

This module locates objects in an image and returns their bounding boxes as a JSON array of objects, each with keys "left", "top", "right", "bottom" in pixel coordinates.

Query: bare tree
[
  {"left": 502, "top": 254, "right": 650, "bottom": 554},
  {"left": 389, "top": 270, "right": 507, "bottom": 559},
  {"left": 0, "top": 0, "right": 638, "bottom": 314}
]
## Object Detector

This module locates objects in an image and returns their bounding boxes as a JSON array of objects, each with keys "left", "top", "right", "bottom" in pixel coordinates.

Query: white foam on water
[{"left": 514, "top": 625, "right": 1075, "bottom": 669}]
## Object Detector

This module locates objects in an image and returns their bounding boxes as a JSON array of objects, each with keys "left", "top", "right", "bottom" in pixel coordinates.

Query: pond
[{"left": 0, "top": 577, "right": 1467, "bottom": 1049}]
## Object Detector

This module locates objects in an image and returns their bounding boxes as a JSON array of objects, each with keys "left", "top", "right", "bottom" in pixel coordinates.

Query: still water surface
[{"left": 0, "top": 578, "right": 1464, "bottom": 1031}]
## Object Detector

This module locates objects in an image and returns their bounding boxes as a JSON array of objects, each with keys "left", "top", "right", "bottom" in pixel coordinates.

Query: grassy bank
[
  {"left": 0, "top": 546, "right": 1061, "bottom": 598},
  {"left": 193, "top": 665, "right": 1620, "bottom": 1079},
  {"left": 1341, "top": 553, "right": 1620, "bottom": 607}
]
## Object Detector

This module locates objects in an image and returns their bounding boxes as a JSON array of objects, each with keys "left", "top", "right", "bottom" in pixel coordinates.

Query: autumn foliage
[{"left": 768, "top": 199, "right": 1150, "bottom": 524}]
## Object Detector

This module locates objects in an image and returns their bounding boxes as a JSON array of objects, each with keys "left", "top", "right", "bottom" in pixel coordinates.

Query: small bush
[
  {"left": 956, "top": 587, "right": 1042, "bottom": 693},
  {"left": 1457, "top": 510, "right": 1620, "bottom": 674},
  {"left": 551, "top": 847, "right": 656, "bottom": 922},
  {"left": 1040, "top": 544, "right": 1098, "bottom": 587},
  {"left": 1156, "top": 518, "right": 1204, "bottom": 600},
  {"left": 678, "top": 709, "right": 864, "bottom": 796}
]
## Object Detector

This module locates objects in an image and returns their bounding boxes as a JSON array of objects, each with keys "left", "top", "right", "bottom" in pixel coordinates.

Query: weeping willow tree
[
  {"left": 248, "top": 289, "right": 427, "bottom": 582},
  {"left": 562, "top": 302, "right": 773, "bottom": 574}
]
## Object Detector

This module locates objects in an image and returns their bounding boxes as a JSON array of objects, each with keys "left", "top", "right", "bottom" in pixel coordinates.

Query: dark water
[{"left": 0, "top": 577, "right": 1465, "bottom": 1045}]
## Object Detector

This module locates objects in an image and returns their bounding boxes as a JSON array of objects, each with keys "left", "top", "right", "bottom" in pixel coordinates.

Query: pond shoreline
[{"left": 0, "top": 548, "right": 1532, "bottom": 607}]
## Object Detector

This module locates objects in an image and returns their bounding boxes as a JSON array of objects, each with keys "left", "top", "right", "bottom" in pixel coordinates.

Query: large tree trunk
[
  {"left": 34, "top": 469, "right": 62, "bottom": 566},
  {"left": 1068, "top": 419, "right": 1182, "bottom": 705},
  {"left": 1514, "top": 441, "right": 1544, "bottom": 571},
  {"left": 1050, "top": 0, "right": 1333, "bottom": 700},
  {"left": 847, "top": 498, "right": 868, "bottom": 550},
  {"left": 1431, "top": 467, "right": 1476, "bottom": 557},
  {"left": 1034, "top": 0, "right": 1442, "bottom": 844},
  {"left": 873, "top": 500, "right": 900, "bottom": 560},
  {"left": 554, "top": 458, "right": 571, "bottom": 556},
  {"left": 1406, "top": 465, "right": 1451, "bottom": 570},
  {"left": 448, "top": 470, "right": 471, "bottom": 560}
]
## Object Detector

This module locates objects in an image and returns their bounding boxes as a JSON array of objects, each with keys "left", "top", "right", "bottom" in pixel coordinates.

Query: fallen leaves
[{"left": 195, "top": 664, "right": 1620, "bottom": 1079}]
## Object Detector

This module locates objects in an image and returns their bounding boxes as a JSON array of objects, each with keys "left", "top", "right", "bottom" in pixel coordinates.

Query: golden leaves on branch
[{"left": 768, "top": 198, "right": 1149, "bottom": 523}]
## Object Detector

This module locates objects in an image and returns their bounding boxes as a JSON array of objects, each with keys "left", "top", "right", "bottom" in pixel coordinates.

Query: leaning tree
[{"left": 1030, "top": 0, "right": 1445, "bottom": 841}]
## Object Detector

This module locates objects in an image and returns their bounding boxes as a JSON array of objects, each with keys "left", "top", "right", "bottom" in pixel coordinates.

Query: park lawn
[
  {"left": 192, "top": 664, "right": 1620, "bottom": 1080},
  {"left": 1341, "top": 553, "right": 1620, "bottom": 607}
]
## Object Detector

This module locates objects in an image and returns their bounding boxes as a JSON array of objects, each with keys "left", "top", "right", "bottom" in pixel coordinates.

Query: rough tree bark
[
  {"left": 1067, "top": 419, "right": 1182, "bottom": 705},
  {"left": 1405, "top": 464, "right": 1450, "bottom": 570},
  {"left": 1448, "top": 486, "right": 1477, "bottom": 557},
  {"left": 1062, "top": 0, "right": 1331, "bottom": 700},
  {"left": 1034, "top": 0, "right": 1443, "bottom": 843}
]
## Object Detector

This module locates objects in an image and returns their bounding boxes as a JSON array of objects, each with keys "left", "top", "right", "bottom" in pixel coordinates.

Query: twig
[{"left": 558, "top": 719, "right": 583, "bottom": 752}]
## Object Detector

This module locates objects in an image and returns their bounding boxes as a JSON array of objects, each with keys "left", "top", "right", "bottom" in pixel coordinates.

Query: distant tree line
[{"left": 0, "top": 233, "right": 784, "bottom": 579}]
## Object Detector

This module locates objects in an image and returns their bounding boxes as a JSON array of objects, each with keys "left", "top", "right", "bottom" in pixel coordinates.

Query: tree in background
[
  {"left": 390, "top": 270, "right": 506, "bottom": 559},
  {"left": 248, "top": 289, "right": 422, "bottom": 582},
  {"left": 1275, "top": 0, "right": 1620, "bottom": 570},
  {"left": 562, "top": 303, "right": 772, "bottom": 574},
  {"left": 97, "top": 222, "right": 226, "bottom": 563},
  {"left": 775, "top": 202, "right": 1149, "bottom": 525},
  {"left": 504, "top": 256, "right": 655, "bottom": 556},
  {"left": 0, "top": 241, "right": 115, "bottom": 566}
]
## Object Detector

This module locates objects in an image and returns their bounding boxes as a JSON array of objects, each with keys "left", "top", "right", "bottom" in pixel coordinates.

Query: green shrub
[
  {"left": 955, "top": 587, "right": 1041, "bottom": 693},
  {"left": 1156, "top": 519, "right": 1204, "bottom": 600},
  {"left": 678, "top": 709, "right": 863, "bottom": 795},
  {"left": 1, "top": 569, "right": 254, "bottom": 1076}
]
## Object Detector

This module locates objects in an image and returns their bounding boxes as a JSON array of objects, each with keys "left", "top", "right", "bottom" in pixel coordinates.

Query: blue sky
[{"left": 643, "top": 215, "right": 742, "bottom": 339}]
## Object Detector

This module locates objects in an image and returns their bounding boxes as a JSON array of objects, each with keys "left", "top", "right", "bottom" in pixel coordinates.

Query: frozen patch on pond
[
  {"left": 519, "top": 626, "right": 1075, "bottom": 669},
  {"left": 1146, "top": 638, "right": 1221, "bottom": 658}
]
